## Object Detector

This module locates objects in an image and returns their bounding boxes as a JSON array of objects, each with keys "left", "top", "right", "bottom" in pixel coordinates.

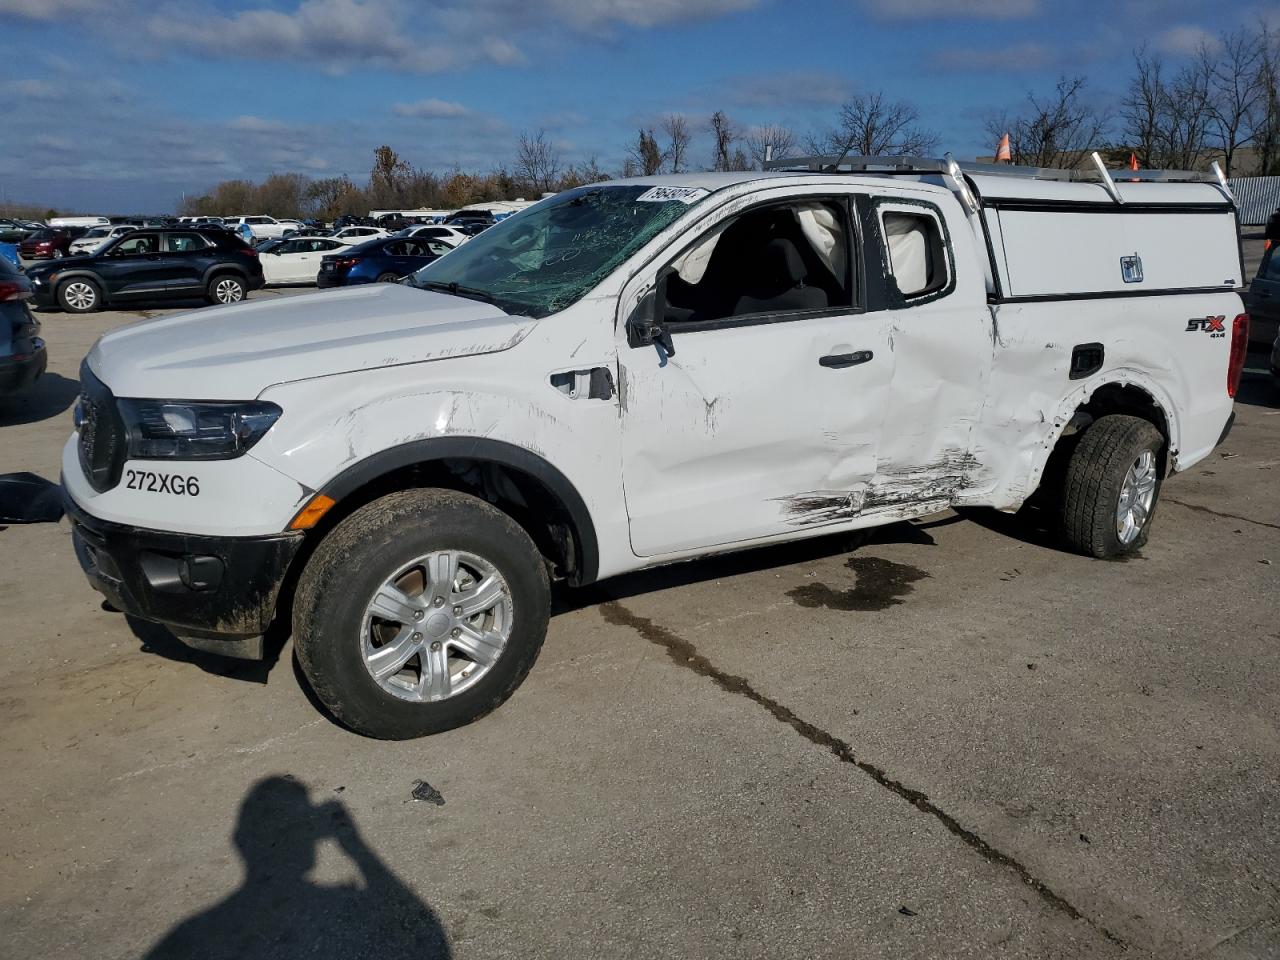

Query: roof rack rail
[{"left": 764, "top": 152, "right": 1223, "bottom": 186}]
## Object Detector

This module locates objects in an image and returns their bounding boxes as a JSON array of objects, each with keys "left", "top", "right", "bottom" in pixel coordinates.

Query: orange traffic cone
[
  {"left": 995, "top": 133, "right": 1011, "bottom": 164},
  {"left": 1128, "top": 152, "right": 1139, "bottom": 171}
]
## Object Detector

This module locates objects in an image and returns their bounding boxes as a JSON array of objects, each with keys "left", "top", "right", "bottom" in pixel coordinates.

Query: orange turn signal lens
[{"left": 290, "top": 494, "right": 335, "bottom": 530}]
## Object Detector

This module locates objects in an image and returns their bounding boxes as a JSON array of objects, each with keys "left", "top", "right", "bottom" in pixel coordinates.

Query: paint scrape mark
[{"left": 598, "top": 599, "right": 1126, "bottom": 950}]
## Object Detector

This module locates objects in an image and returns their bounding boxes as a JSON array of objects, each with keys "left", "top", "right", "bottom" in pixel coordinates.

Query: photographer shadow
[{"left": 144, "top": 776, "right": 452, "bottom": 959}]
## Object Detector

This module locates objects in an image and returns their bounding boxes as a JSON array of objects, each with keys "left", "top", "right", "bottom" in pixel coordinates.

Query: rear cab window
[{"left": 874, "top": 200, "right": 954, "bottom": 306}]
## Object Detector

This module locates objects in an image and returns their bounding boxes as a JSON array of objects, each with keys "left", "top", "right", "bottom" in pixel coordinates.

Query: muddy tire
[
  {"left": 293, "top": 488, "right": 550, "bottom": 739},
  {"left": 1059, "top": 414, "right": 1164, "bottom": 558}
]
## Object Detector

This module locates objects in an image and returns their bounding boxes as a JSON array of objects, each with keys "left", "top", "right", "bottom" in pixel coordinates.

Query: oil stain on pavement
[{"left": 787, "top": 556, "right": 930, "bottom": 611}]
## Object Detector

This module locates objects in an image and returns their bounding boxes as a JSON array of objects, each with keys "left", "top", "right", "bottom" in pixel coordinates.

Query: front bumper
[
  {"left": 65, "top": 493, "right": 303, "bottom": 659},
  {"left": 0, "top": 340, "right": 47, "bottom": 394}
]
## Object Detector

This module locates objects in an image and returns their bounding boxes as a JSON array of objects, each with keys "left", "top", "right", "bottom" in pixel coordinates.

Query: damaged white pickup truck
[{"left": 63, "top": 154, "right": 1249, "bottom": 738}]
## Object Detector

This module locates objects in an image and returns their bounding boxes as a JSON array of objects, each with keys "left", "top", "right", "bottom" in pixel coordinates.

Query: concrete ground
[{"left": 0, "top": 262, "right": 1277, "bottom": 959}]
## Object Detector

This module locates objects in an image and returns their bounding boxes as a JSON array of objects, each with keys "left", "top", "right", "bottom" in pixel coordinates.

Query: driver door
[{"left": 618, "top": 190, "right": 894, "bottom": 557}]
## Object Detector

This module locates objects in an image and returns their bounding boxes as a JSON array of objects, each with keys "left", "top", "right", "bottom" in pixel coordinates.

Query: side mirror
[{"left": 625, "top": 278, "right": 675, "bottom": 358}]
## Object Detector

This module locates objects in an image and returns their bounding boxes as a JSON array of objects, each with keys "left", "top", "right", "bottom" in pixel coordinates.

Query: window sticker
[{"left": 635, "top": 186, "right": 710, "bottom": 204}]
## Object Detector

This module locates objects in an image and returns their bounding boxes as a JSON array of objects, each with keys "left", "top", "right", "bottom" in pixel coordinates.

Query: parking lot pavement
[{"left": 1, "top": 291, "right": 1278, "bottom": 960}]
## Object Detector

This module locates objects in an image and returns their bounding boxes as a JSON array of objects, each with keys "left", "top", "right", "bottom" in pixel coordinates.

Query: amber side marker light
[{"left": 290, "top": 494, "right": 336, "bottom": 530}]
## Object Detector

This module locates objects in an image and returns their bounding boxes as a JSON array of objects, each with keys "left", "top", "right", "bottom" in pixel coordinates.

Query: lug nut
[
  {"left": 414, "top": 610, "right": 424, "bottom": 621},
  {"left": 451, "top": 627, "right": 461, "bottom": 638},
  {"left": 430, "top": 640, "right": 442, "bottom": 651},
  {"left": 412, "top": 632, "right": 422, "bottom": 642},
  {"left": 453, "top": 606, "right": 462, "bottom": 615},
  {"left": 433, "top": 597, "right": 444, "bottom": 607}
]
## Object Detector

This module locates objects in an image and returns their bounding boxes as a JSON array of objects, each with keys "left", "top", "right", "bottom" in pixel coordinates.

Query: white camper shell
[{"left": 63, "top": 155, "right": 1248, "bottom": 738}]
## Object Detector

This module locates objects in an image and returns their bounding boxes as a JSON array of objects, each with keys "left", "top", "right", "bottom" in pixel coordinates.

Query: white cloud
[
  {"left": 1151, "top": 24, "right": 1219, "bottom": 57},
  {"left": 0, "top": 0, "right": 107, "bottom": 21},
  {"left": 393, "top": 98, "right": 471, "bottom": 119},
  {"left": 932, "top": 41, "right": 1057, "bottom": 72},
  {"left": 0, "top": 78, "right": 63, "bottom": 100},
  {"left": 861, "top": 0, "right": 1038, "bottom": 19}
]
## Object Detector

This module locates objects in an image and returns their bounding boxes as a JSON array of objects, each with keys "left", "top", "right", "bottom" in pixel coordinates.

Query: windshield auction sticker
[{"left": 635, "top": 186, "right": 710, "bottom": 204}]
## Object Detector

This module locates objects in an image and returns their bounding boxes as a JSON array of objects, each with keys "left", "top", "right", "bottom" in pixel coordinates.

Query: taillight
[
  {"left": 335, "top": 257, "right": 361, "bottom": 268},
  {"left": 239, "top": 247, "right": 259, "bottom": 258},
  {"left": 0, "top": 281, "right": 31, "bottom": 301},
  {"left": 1227, "top": 313, "right": 1249, "bottom": 398}
]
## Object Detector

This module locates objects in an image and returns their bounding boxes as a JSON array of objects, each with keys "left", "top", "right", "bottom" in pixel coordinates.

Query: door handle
[{"left": 819, "top": 350, "right": 873, "bottom": 369}]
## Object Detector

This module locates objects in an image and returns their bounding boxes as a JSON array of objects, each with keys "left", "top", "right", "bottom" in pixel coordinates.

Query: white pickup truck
[{"left": 63, "top": 154, "right": 1248, "bottom": 739}]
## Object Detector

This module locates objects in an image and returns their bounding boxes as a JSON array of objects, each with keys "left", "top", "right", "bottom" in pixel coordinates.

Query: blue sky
[{"left": 0, "top": 0, "right": 1269, "bottom": 212}]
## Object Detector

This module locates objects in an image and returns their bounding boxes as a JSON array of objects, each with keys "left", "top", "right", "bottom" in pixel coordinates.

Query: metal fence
[{"left": 1228, "top": 176, "right": 1280, "bottom": 225}]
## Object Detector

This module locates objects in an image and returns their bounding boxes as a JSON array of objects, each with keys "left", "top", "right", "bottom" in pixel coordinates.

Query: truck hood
[{"left": 87, "top": 283, "right": 536, "bottom": 400}]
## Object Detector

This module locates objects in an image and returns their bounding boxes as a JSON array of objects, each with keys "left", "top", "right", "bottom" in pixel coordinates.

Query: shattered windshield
[{"left": 408, "top": 184, "right": 707, "bottom": 318}]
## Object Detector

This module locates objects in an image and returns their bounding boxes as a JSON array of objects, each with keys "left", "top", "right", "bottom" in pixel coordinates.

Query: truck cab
[{"left": 62, "top": 157, "right": 1247, "bottom": 739}]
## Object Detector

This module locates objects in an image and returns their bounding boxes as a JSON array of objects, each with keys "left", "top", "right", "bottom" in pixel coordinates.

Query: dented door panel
[{"left": 620, "top": 312, "right": 894, "bottom": 556}]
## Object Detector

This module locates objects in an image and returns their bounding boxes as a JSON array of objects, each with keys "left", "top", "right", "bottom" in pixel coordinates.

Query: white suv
[{"left": 64, "top": 159, "right": 1246, "bottom": 739}]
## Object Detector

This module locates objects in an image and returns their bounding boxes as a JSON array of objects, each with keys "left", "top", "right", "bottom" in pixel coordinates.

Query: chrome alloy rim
[
  {"left": 360, "top": 550, "right": 513, "bottom": 702},
  {"left": 214, "top": 278, "right": 244, "bottom": 303},
  {"left": 1116, "top": 450, "right": 1157, "bottom": 545},
  {"left": 63, "top": 282, "right": 97, "bottom": 310}
]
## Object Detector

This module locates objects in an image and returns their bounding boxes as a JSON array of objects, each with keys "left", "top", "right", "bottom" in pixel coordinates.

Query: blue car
[{"left": 316, "top": 236, "right": 454, "bottom": 287}]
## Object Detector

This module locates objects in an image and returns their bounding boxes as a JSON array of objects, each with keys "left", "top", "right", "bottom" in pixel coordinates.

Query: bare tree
[
  {"left": 627, "top": 128, "right": 664, "bottom": 176},
  {"left": 984, "top": 76, "right": 1106, "bottom": 168},
  {"left": 1258, "top": 22, "right": 1280, "bottom": 175},
  {"left": 710, "top": 111, "right": 740, "bottom": 171},
  {"left": 810, "top": 90, "right": 938, "bottom": 159},
  {"left": 744, "top": 124, "right": 797, "bottom": 168},
  {"left": 1119, "top": 46, "right": 1168, "bottom": 167},
  {"left": 661, "top": 114, "right": 692, "bottom": 174},
  {"left": 1202, "top": 29, "right": 1266, "bottom": 176},
  {"left": 515, "top": 129, "right": 562, "bottom": 194}
]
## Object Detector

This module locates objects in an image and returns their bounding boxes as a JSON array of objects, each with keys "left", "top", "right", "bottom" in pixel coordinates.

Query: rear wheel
[
  {"left": 375, "top": 272, "right": 400, "bottom": 283},
  {"left": 57, "top": 278, "right": 101, "bottom": 313},
  {"left": 1059, "top": 414, "right": 1164, "bottom": 558},
  {"left": 207, "top": 274, "right": 246, "bottom": 305},
  {"left": 293, "top": 489, "right": 551, "bottom": 739}
]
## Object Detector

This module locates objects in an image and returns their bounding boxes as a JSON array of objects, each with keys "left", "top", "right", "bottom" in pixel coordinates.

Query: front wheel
[
  {"left": 207, "top": 274, "right": 246, "bottom": 305},
  {"left": 293, "top": 489, "right": 551, "bottom": 739},
  {"left": 1059, "top": 414, "right": 1164, "bottom": 558}
]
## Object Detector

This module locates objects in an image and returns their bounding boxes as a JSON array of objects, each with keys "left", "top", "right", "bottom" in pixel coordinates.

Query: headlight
[{"left": 117, "top": 398, "right": 282, "bottom": 460}]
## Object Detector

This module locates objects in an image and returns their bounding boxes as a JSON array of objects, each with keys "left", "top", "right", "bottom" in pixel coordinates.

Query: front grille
[{"left": 77, "top": 363, "right": 126, "bottom": 492}]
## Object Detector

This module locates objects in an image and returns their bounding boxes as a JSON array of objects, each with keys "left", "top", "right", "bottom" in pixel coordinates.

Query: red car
[{"left": 18, "top": 227, "right": 86, "bottom": 260}]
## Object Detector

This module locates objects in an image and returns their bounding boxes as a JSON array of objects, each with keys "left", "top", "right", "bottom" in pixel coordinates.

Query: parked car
[
  {"left": 398, "top": 224, "right": 470, "bottom": 245},
  {"left": 262, "top": 236, "right": 353, "bottom": 285},
  {"left": 444, "top": 209, "right": 495, "bottom": 226},
  {"left": 328, "top": 225, "right": 389, "bottom": 244},
  {"left": 48, "top": 216, "right": 109, "bottom": 229},
  {"left": 0, "top": 219, "right": 37, "bottom": 243},
  {"left": 0, "top": 257, "right": 46, "bottom": 397},
  {"left": 333, "top": 215, "right": 377, "bottom": 230},
  {"left": 1248, "top": 238, "right": 1280, "bottom": 351},
  {"left": 60, "top": 159, "right": 1246, "bottom": 738},
  {"left": 68, "top": 224, "right": 136, "bottom": 257},
  {"left": 1265, "top": 206, "right": 1279, "bottom": 246},
  {"left": 18, "top": 228, "right": 85, "bottom": 260},
  {"left": 228, "top": 216, "right": 292, "bottom": 241},
  {"left": 0, "top": 243, "right": 18, "bottom": 267},
  {"left": 25, "top": 227, "right": 264, "bottom": 312},
  {"left": 316, "top": 235, "right": 451, "bottom": 287}
]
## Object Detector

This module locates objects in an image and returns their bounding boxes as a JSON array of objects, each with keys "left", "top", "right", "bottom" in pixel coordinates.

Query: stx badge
[{"left": 1186, "top": 316, "right": 1226, "bottom": 337}]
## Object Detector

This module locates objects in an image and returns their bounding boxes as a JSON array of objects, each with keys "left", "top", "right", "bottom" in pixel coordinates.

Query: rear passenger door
[
  {"left": 864, "top": 195, "right": 992, "bottom": 513},
  {"left": 159, "top": 232, "right": 212, "bottom": 292}
]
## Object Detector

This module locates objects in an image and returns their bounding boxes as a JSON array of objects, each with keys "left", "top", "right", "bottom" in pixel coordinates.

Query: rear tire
[
  {"left": 293, "top": 489, "right": 551, "bottom": 739},
  {"left": 207, "top": 274, "right": 246, "bottom": 305},
  {"left": 1059, "top": 414, "right": 1164, "bottom": 558},
  {"left": 57, "top": 278, "right": 102, "bottom": 314},
  {"left": 375, "top": 272, "right": 399, "bottom": 283}
]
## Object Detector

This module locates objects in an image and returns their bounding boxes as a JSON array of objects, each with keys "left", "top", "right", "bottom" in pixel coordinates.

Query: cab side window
[
  {"left": 879, "top": 207, "right": 951, "bottom": 302},
  {"left": 660, "top": 200, "right": 852, "bottom": 326},
  {"left": 164, "top": 233, "right": 208, "bottom": 253}
]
